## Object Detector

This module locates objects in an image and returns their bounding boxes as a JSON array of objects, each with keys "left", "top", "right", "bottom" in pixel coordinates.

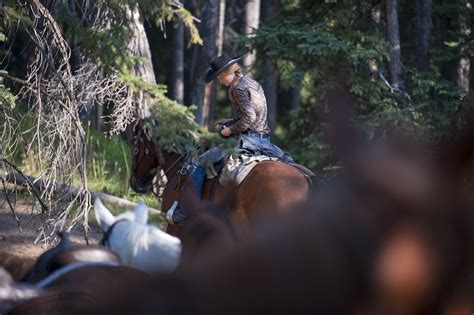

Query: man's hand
[
  {"left": 215, "top": 118, "right": 234, "bottom": 127},
  {"left": 220, "top": 127, "right": 232, "bottom": 137}
]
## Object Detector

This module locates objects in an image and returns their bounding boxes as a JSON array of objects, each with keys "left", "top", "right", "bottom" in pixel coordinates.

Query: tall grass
[{"left": 86, "top": 129, "right": 159, "bottom": 209}]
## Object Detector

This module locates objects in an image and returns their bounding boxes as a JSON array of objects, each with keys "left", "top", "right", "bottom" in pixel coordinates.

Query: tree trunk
[
  {"left": 90, "top": 103, "right": 104, "bottom": 131},
  {"left": 261, "top": 0, "right": 278, "bottom": 130},
  {"left": 243, "top": 0, "right": 261, "bottom": 75},
  {"left": 457, "top": 0, "right": 471, "bottom": 93},
  {"left": 223, "top": 0, "right": 245, "bottom": 55},
  {"left": 170, "top": 22, "right": 185, "bottom": 103},
  {"left": 191, "top": 0, "right": 220, "bottom": 126},
  {"left": 184, "top": 0, "right": 197, "bottom": 107},
  {"left": 415, "top": 0, "right": 432, "bottom": 72},
  {"left": 127, "top": 5, "right": 156, "bottom": 118},
  {"left": 385, "top": 0, "right": 403, "bottom": 89},
  {"left": 290, "top": 74, "right": 302, "bottom": 112},
  {"left": 217, "top": 0, "right": 226, "bottom": 55}
]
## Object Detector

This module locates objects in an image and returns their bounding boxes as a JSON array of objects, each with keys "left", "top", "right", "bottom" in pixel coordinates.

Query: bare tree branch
[
  {"left": 0, "top": 158, "right": 49, "bottom": 214},
  {"left": 1, "top": 177, "right": 22, "bottom": 233}
]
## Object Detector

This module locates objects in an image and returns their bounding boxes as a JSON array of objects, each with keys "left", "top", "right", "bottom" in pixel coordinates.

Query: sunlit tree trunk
[
  {"left": 243, "top": 0, "right": 261, "bottom": 75},
  {"left": 126, "top": 5, "right": 156, "bottom": 119},
  {"left": 385, "top": 0, "right": 403, "bottom": 89},
  {"left": 184, "top": 0, "right": 197, "bottom": 106},
  {"left": 457, "top": 0, "right": 471, "bottom": 93},
  {"left": 415, "top": 0, "right": 432, "bottom": 72},
  {"left": 261, "top": 0, "right": 278, "bottom": 130},
  {"left": 192, "top": 0, "right": 220, "bottom": 127},
  {"left": 290, "top": 74, "right": 302, "bottom": 112},
  {"left": 217, "top": 0, "right": 226, "bottom": 56},
  {"left": 170, "top": 22, "right": 185, "bottom": 104},
  {"left": 201, "top": 0, "right": 227, "bottom": 127}
]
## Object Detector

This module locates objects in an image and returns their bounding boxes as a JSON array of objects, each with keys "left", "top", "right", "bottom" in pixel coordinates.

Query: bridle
[
  {"left": 131, "top": 127, "right": 160, "bottom": 194},
  {"left": 100, "top": 219, "right": 127, "bottom": 247},
  {"left": 131, "top": 124, "right": 189, "bottom": 197}
]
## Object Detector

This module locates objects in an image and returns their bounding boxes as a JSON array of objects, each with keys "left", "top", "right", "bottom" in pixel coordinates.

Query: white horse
[{"left": 94, "top": 198, "right": 181, "bottom": 273}]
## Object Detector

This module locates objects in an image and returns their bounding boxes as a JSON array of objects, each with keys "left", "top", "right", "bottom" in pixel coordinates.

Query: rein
[{"left": 159, "top": 151, "right": 188, "bottom": 182}]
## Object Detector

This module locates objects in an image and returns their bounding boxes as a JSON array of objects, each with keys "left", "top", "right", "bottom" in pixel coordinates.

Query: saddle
[
  {"left": 22, "top": 233, "right": 120, "bottom": 284},
  {"left": 48, "top": 246, "right": 121, "bottom": 272},
  {"left": 177, "top": 137, "right": 315, "bottom": 190},
  {"left": 218, "top": 155, "right": 315, "bottom": 187}
]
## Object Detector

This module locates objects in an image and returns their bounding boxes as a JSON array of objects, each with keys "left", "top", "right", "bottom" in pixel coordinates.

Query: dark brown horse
[
  {"left": 129, "top": 121, "right": 312, "bottom": 236},
  {"left": 65, "top": 129, "right": 474, "bottom": 315},
  {"left": 5, "top": 265, "right": 151, "bottom": 315}
]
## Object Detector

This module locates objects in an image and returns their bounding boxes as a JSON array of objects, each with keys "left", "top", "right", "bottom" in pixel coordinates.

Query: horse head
[
  {"left": 129, "top": 120, "right": 161, "bottom": 194},
  {"left": 94, "top": 197, "right": 148, "bottom": 232},
  {"left": 94, "top": 198, "right": 181, "bottom": 273}
]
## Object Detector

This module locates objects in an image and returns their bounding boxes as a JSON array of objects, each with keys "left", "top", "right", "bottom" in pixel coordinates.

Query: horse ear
[
  {"left": 94, "top": 197, "right": 116, "bottom": 231},
  {"left": 134, "top": 200, "right": 149, "bottom": 224}
]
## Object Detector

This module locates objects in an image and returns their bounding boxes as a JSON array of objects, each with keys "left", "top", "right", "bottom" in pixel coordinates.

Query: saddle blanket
[{"left": 217, "top": 154, "right": 280, "bottom": 186}]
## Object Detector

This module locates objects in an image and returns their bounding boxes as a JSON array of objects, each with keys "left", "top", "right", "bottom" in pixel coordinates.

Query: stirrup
[{"left": 165, "top": 201, "right": 179, "bottom": 225}]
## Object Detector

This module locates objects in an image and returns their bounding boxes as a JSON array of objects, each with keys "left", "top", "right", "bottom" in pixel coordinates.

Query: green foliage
[
  {"left": 0, "top": 87, "right": 16, "bottom": 109},
  {"left": 146, "top": 97, "right": 203, "bottom": 154},
  {"left": 0, "top": 71, "right": 16, "bottom": 108},
  {"left": 85, "top": 129, "right": 159, "bottom": 208},
  {"left": 248, "top": 0, "right": 469, "bottom": 171},
  {"left": 118, "top": 65, "right": 236, "bottom": 157},
  {"left": 144, "top": 91, "right": 237, "bottom": 157},
  {"left": 56, "top": 1, "right": 201, "bottom": 74},
  {"left": 87, "top": 129, "right": 130, "bottom": 182},
  {"left": 137, "top": 0, "right": 202, "bottom": 45},
  {"left": 1, "top": 3, "right": 33, "bottom": 28}
]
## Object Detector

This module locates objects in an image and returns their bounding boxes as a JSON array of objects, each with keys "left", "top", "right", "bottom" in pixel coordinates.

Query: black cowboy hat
[{"left": 205, "top": 54, "right": 245, "bottom": 83}]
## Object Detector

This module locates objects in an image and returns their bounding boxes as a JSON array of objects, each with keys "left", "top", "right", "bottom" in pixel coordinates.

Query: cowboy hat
[{"left": 205, "top": 54, "right": 245, "bottom": 83}]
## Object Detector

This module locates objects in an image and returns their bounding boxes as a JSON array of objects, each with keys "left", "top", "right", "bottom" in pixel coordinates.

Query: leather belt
[{"left": 244, "top": 132, "right": 270, "bottom": 139}]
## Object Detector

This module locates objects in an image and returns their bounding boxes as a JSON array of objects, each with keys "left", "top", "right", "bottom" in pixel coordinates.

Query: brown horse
[
  {"left": 3, "top": 233, "right": 150, "bottom": 315},
  {"left": 5, "top": 265, "right": 151, "bottom": 315},
  {"left": 129, "top": 121, "right": 312, "bottom": 236},
  {"left": 64, "top": 129, "right": 474, "bottom": 315}
]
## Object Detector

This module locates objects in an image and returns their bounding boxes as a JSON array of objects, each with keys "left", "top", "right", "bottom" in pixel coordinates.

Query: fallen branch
[
  {"left": 0, "top": 158, "right": 49, "bottom": 214},
  {"left": 2, "top": 172, "right": 162, "bottom": 215}
]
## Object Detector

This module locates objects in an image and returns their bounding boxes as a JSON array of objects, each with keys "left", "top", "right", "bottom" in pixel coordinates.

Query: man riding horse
[{"left": 167, "top": 53, "right": 294, "bottom": 224}]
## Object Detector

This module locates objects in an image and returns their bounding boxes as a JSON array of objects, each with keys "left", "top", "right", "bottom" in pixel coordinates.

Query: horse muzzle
[{"left": 129, "top": 177, "right": 153, "bottom": 194}]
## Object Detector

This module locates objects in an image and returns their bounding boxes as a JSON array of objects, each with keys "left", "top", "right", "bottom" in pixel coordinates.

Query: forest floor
[{"left": 0, "top": 191, "right": 102, "bottom": 278}]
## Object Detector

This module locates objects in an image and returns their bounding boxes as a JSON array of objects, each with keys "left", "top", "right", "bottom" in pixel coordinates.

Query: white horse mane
[{"left": 94, "top": 198, "right": 181, "bottom": 273}]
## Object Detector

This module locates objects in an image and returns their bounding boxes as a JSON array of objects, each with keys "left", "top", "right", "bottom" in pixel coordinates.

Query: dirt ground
[{"left": 0, "top": 192, "right": 102, "bottom": 275}]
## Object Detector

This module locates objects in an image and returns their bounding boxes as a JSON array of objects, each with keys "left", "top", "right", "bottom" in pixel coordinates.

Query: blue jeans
[
  {"left": 238, "top": 133, "right": 294, "bottom": 163},
  {"left": 189, "top": 163, "right": 206, "bottom": 199}
]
